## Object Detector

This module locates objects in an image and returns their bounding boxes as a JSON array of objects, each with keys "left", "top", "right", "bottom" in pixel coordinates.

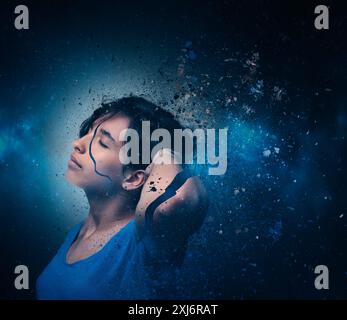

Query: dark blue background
[{"left": 0, "top": 0, "right": 346, "bottom": 299}]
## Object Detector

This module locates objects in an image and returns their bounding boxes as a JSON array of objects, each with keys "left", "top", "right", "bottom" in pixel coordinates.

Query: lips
[{"left": 70, "top": 154, "right": 82, "bottom": 168}]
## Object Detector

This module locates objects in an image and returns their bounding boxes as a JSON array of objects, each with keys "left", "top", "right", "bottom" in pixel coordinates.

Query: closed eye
[{"left": 99, "top": 140, "right": 109, "bottom": 149}]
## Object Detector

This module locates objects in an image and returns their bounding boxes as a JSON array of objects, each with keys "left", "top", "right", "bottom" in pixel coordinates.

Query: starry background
[{"left": 0, "top": 0, "right": 346, "bottom": 299}]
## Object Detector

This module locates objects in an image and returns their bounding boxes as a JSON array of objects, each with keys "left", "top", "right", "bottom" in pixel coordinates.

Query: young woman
[{"left": 36, "top": 96, "right": 208, "bottom": 299}]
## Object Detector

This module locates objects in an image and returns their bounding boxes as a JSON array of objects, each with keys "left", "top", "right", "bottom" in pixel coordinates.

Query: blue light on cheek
[{"left": 88, "top": 123, "right": 113, "bottom": 185}]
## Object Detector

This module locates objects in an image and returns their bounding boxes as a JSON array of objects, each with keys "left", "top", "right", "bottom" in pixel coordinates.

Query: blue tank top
[{"left": 36, "top": 219, "right": 184, "bottom": 299}]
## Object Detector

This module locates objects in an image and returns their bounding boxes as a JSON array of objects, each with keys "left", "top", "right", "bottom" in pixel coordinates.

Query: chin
[{"left": 64, "top": 170, "right": 83, "bottom": 187}]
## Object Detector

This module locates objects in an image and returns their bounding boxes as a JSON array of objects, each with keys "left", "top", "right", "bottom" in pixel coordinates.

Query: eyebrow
[{"left": 100, "top": 128, "right": 116, "bottom": 143}]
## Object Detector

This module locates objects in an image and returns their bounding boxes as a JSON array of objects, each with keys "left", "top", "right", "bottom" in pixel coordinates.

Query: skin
[{"left": 65, "top": 112, "right": 208, "bottom": 264}]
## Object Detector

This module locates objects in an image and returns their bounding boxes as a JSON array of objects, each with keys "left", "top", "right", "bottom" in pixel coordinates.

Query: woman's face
[{"left": 65, "top": 113, "right": 131, "bottom": 195}]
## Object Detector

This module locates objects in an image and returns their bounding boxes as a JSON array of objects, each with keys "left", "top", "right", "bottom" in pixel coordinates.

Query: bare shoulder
[
  {"left": 135, "top": 150, "right": 209, "bottom": 240},
  {"left": 159, "top": 176, "right": 208, "bottom": 215},
  {"left": 144, "top": 175, "right": 209, "bottom": 240}
]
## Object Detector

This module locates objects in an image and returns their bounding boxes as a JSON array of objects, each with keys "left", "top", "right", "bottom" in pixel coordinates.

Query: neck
[{"left": 83, "top": 190, "right": 135, "bottom": 233}]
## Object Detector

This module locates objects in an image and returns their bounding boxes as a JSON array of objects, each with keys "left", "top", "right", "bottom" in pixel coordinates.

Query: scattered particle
[
  {"left": 263, "top": 149, "right": 271, "bottom": 157},
  {"left": 149, "top": 186, "right": 157, "bottom": 192}
]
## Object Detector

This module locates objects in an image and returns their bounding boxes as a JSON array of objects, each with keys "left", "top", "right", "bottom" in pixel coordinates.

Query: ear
[{"left": 122, "top": 170, "right": 147, "bottom": 191}]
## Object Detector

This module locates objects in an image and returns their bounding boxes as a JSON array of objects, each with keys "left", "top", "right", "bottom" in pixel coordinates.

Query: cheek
[
  {"left": 91, "top": 151, "right": 123, "bottom": 181},
  {"left": 89, "top": 145, "right": 110, "bottom": 170}
]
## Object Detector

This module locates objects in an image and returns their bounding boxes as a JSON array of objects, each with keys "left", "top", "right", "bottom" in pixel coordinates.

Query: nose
[{"left": 72, "top": 136, "right": 87, "bottom": 154}]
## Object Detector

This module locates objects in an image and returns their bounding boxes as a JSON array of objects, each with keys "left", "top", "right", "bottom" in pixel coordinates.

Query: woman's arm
[{"left": 135, "top": 149, "right": 209, "bottom": 244}]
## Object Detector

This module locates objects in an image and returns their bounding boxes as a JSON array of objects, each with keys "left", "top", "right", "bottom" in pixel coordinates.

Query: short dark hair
[{"left": 79, "top": 96, "right": 185, "bottom": 171}]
